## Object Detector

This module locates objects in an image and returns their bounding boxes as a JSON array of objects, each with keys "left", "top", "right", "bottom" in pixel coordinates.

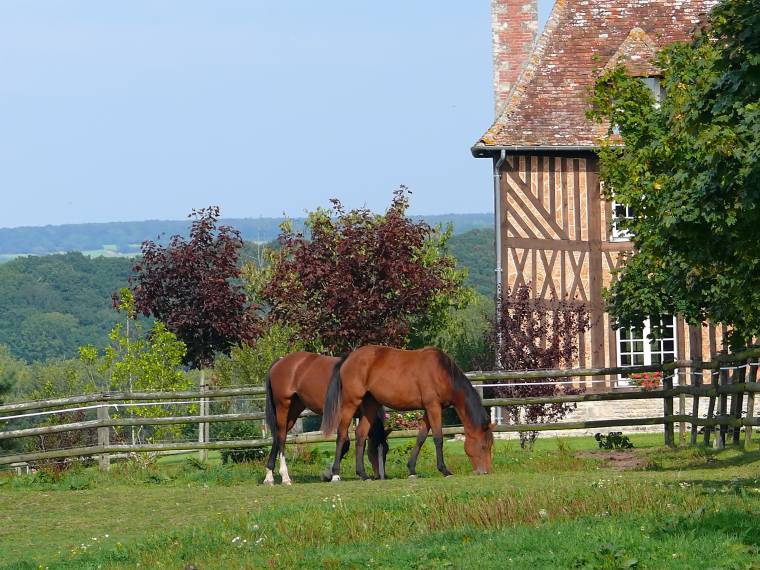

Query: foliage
[
  {"left": 261, "top": 187, "right": 470, "bottom": 353},
  {"left": 0, "top": 252, "right": 132, "bottom": 362},
  {"left": 587, "top": 0, "right": 760, "bottom": 347},
  {"left": 88, "top": 291, "right": 194, "bottom": 443},
  {"left": 627, "top": 371, "right": 662, "bottom": 391},
  {"left": 214, "top": 421, "right": 267, "bottom": 464},
  {"left": 28, "top": 411, "right": 99, "bottom": 472},
  {"left": 130, "top": 207, "right": 261, "bottom": 368},
  {"left": 0, "top": 346, "right": 18, "bottom": 451},
  {"left": 595, "top": 432, "right": 634, "bottom": 450},
  {"left": 447, "top": 228, "right": 495, "bottom": 298},
  {"left": 422, "top": 293, "right": 494, "bottom": 371},
  {"left": 384, "top": 410, "right": 424, "bottom": 431},
  {"left": 489, "top": 285, "right": 590, "bottom": 448},
  {"left": 214, "top": 323, "right": 304, "bottom": 388}
]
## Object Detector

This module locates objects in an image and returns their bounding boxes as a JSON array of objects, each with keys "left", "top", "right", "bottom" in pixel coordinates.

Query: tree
[
  {"left": 130, "top": 207, "right": 260, "bottom": 369},
  {"left": 489, "top": 285, "right": 590, "bottom": 448},
  {"left": 587, "top": 0, "right": 760, "bottom": 347},
  {"left": 260, "top": 187, "right": 470, "bottom": 353}
]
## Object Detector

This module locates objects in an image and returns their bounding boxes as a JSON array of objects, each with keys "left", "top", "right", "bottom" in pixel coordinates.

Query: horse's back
[
  {"left": 270, "top": 351, "right": 339, "bottom": 412},
  {"left": 342, "top": 345, "right": 451, "bottom": 409}
]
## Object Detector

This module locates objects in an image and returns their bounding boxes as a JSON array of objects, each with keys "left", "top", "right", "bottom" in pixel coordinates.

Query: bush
[
  {"left": 595, "top": 432, "right": 634, "bottom": 450},
  {"left": 214, "top": 421, "right": 267, "bottom": 464}
]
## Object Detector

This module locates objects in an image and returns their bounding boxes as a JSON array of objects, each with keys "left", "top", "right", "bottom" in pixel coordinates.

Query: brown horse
[
  {"left": 263, "top": 351, "right": 388, "bottom": 485},
  {"left": 321, "top": 346, "right": 493, "bottom": 481}
]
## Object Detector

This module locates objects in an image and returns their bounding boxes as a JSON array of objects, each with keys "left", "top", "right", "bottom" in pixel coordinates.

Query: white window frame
[
  {"left": 616, "top": 316, "right": 678, "bottom": 387},
  {"left": 610, "top": 200, "right": 634, "bottom": 241},
  {"left": 641, "top": 76, "right": 665, "bottom": 108},
  {"left": 491, "top": 405, "right": 506, "bottom": 426}
]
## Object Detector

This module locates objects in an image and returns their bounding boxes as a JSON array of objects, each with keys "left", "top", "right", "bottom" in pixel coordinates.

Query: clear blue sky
[{"left": 0, "top": 1, "right": 554, "bottom": 228}]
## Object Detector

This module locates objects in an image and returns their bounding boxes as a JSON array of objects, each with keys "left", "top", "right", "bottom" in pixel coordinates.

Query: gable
[{"left": 474, "top": 0, "right": 715, "bottom": 152}]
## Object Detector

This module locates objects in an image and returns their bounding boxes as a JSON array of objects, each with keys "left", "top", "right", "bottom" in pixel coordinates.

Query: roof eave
[{"left": 471, "top": 144, "right": 598, "bottom": 158}]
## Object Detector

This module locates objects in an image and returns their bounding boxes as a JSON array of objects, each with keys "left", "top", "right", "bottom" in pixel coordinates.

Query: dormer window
[{"left": 641, "top": 76, "right": 665, "bottom": 107}]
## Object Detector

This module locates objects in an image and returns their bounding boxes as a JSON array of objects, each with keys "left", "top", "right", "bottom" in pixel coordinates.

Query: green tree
[
  {"left": 587, "top": 0, "right": 760, "bottom": 347},
  {"left": 97, "top": 291, "right": 192, "bottom": 443}
]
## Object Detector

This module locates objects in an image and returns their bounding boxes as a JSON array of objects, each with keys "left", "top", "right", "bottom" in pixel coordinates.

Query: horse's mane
[{"left": 435, "top": 350, "right": 489, "bottom": 428}]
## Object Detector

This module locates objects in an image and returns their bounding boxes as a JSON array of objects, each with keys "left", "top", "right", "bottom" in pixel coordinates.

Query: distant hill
[
  {"left": 448, "top": 228, "right": 495, "bottom": 299},
  {"left": 0, "top": 253, "right": 134, "bottom": 362},
  {"left": 0, "top": 226, "right": 494, "bottom": 362},
  {"left": 0, "top": 214, "right": 492, "bottom": 258}
]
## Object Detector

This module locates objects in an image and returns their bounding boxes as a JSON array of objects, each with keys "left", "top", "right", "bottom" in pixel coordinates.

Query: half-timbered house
[{"left": 473, "top": 0, "right": 719, "bottom": 391}]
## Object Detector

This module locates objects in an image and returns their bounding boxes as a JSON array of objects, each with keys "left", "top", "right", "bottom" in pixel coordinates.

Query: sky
[{"left": 0, "top": 1, "right": 554, "bottom": 229}]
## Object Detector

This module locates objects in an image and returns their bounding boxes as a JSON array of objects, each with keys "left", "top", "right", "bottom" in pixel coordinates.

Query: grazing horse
[
  {"left": 321, "top": 346, "right": 493, "bottom": 481},
  {"left": 263, "top": 352, "right": 388, "bottom": 485}
]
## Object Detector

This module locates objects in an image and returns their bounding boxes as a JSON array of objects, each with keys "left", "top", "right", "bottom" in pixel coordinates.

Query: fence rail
[{"left": 2, "top": 348, "right": 759, "bottom": 469}]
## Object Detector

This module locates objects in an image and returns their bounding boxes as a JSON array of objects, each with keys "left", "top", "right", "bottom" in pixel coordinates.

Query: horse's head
[{"left": 464, "top": 422, "right": 494, "bottom": 475}]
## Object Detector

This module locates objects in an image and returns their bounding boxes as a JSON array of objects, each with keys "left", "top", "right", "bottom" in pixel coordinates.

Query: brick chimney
[{"left": 492, "top": 0, "right": 539, "bottom": 117}]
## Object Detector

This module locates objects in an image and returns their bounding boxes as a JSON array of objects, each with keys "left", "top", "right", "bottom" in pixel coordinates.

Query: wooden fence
[{"left": 1, "top": 346, "right": 759, "bottom": 471}]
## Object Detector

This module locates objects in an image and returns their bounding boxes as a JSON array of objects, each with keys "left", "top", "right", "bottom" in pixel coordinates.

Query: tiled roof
[{"left": 474, "top": 0, "right": 714, "bottom": 151}]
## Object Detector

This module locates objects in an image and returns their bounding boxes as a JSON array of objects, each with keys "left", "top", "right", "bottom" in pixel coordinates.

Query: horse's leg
[
  {"left": 426, "top": 404, "right": 452, "bottom": 477},
  {"left": 329, "top": 406, "right": 358, "bottom": 482},
  {"left": 264, "top": 397, "right": 292, "bottom": 485},
  {"left": 407, "top": 412, "right": 431, "bottom": 478},
  {"left": 277, "top": 398, "right": 304, "bottom": 486},
  {"left": 355, "top": 401, "right": 379, "bottom": 481},
  {"left": 264, "top": 438, "right": 278, "bottom": 485}
]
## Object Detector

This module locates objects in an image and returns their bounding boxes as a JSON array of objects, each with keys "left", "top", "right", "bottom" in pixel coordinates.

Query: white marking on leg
[
  {"left": 278, "top": 453, "right": 292, "bottom": 486},
  {"left": 331, "top": 474, "right": 341, "bottom": 482},
  {"left": 263, "top": 468, "right": 275, "bottom": 485}
]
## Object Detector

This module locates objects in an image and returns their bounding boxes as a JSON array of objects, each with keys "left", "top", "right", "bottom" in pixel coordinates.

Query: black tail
[
  {"left": 264, "top": 361, "right": 278, "bottom": 441},
  {"left": 320, "top": 355, "right": 346, "bottom": 435}
]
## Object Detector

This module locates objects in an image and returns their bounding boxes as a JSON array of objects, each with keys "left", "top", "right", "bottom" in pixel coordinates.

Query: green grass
[{"left": 1, "top": 434, "right": 759, "bottom": 569}]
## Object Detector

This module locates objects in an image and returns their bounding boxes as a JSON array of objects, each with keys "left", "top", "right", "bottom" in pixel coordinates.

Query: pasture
[{"left": 1, "top": 434, "right": 760, "bottom": 569}]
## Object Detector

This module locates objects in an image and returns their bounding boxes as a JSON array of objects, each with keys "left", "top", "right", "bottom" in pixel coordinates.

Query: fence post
[
  {"left": 704, "top": 369, "right": 718, "bottom": 447},
  {"left": 690, "top": 368, "right": 701, "bottom": 446},
  {"left": 664, "top": 375, "right": 675, "bottom": 447},
  {"left": 198, "top": 370, "right": 208, "bottom": 463},
  {"left": 97, "top": 400, "right": 110, "bottom": 472},
  {"left": 715, "top": 364, "right": 729, "bottom": 449},
  {"left": 745, "top": 359, "right": 757, "bottom": 450},
  {"left": 731, "top": 362, "right": 745, "bottom": 446},
  {"left": 679, "top": 391, "right": 686, "bottom": 446}
]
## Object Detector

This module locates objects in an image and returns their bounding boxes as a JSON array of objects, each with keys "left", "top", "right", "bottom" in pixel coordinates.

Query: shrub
[
  {"left": 214, "top": 421, "right": 266, "bottom": 464},
  {"left": 595, "top": 432, "right": 634, "bottom": 450}
]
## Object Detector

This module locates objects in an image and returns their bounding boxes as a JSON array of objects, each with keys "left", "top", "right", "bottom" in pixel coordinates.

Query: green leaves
[{"left": 589, "top": 0, "right": 760, "bottom": 347}]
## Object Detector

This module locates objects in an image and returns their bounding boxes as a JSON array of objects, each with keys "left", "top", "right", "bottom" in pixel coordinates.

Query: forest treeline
[
  {"left": 0, "top": 214, "right": 491, "bottom": 256},
  {"left": 0, "top": 228, "right": 494, "bottom": 363}
]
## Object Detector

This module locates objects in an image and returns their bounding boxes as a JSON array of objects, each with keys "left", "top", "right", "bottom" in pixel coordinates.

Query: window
[
  {"left": 641, "top": 76, "right": 665, "bottom": 107},
  {"left": 491, "top": 405, "right": 506, "bottom": 426},
  {"left": 617, "top": 316, "right": 677, "bottom": 385},
  {"left": 610, "top": 200, "right": 634, "bottom": 240}
]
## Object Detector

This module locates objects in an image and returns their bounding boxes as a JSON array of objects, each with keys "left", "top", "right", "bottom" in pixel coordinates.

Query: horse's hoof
[
  {"left": 408, "top": 474, "right": 417, "bottom": 479},
  {"left": 320, "top": 471, "right": 332, "bottom": 482},
  {"left": 282, "top": 480, "right": 292, "bottom": 486},
  {"left": 263, "top": 479, "right": 274, "bottom": 486},
  {"left": 330, "top": 475, "right": 341, "bottom": 483}
]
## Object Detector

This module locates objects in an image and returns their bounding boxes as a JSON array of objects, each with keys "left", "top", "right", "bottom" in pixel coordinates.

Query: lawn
[{"left": 1, "top": 434, "right": 759, "bottom": 569}]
